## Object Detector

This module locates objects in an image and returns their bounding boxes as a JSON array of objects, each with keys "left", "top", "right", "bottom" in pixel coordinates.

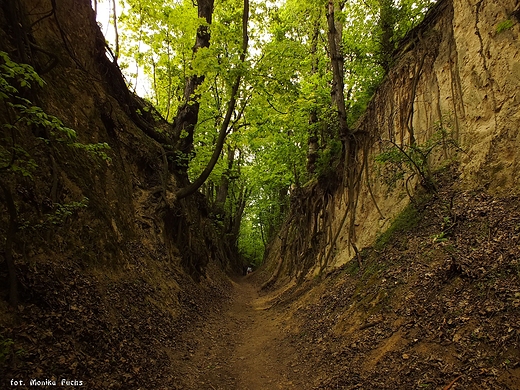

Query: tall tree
[
  {"left": 172, "top": 0, "right": 215, "bottom": 175},
  {"left": 176, "top": 0, "right": 250, "bottom": 199},
  {"left": 326, "top": 0, "right": 349, "bottom": 142},
  {"left": 111, "top": 0, "right": 120, "bottom": 60},
  {"left": 377, "top": 0, "right": 396, "bottom": 73},
  {"left": 116, "top": 0, "right": 436, "bottom": 263},
  {"left": 307, "top": 19, "right": 322, "bottom": 174}
]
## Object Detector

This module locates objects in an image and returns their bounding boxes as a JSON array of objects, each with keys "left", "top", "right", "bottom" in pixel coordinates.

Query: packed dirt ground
[{"left": 169, "top": 277, "right": 304, "bottom": 389}]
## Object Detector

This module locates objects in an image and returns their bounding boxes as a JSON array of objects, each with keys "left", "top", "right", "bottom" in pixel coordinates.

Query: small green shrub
[
  {"left": 315, "top": 139, "right": 342, "bottom": 179},
  {"left": 375, "top": 123, "right": 460, "bottom": 196},
  {"left": 0, "top": 336, "right": 13, "bottom": 364},
  {"left": 496, "top": 19, "right": 514, "bottom": 34},
  {"left": 1, "top": 51, "right": 111, "bottom": 174}
]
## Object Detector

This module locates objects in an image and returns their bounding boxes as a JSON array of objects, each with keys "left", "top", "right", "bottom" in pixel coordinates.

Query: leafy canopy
[{"left": 114, "top": 0, "right": 435, "bottom": 264}]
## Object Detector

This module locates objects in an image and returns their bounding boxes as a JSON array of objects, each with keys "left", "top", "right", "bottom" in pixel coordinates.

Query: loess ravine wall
[
  {"left": 0, "top": 0, "right": 238, "bottom": 280},
  {"left": 264, "top": 0, "right": 520, "bottom": 283},
  {"left": 0, "top": 0, "right": 237, "bottom": 386}
]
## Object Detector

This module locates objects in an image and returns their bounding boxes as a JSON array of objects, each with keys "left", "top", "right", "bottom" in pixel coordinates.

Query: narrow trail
[{"left": 171, "top": 277, "right": 304, "bottom": 389}]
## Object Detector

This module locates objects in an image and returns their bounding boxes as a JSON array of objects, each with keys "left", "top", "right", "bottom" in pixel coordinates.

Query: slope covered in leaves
[
  {"left": 2, "top": 262, "right": 232, "bottom": 388},
  {"left": 260, "top": 169, "right": 520, "bottom": 389}
]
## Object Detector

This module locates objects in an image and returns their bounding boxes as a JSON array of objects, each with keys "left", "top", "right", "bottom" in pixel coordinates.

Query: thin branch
[
  {"left": 111, "top": 0, "right": 120, "bottom": 60},
  {"left": 266, "top": 98, "right": 288, "bottom": 115}
]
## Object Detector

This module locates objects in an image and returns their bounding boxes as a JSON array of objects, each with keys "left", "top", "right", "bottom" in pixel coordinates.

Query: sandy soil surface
[{"left": 170, "top": 277, "right": 303, "bottom": 390}]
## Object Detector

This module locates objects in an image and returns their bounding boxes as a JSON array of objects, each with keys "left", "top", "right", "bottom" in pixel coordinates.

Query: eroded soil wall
[
  {"left": 0, "top": 0, "right": 236, "bottom": 386},
  {"left": 265, "top": 0, "right": 520, "bottom": 280}
]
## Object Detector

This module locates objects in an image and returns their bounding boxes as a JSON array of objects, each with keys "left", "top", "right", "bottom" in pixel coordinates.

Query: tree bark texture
[
  {"left": 215, "top": 145, "right": 235, "bottom": 209},
  {"left": 326, "top": 0, "right": 349, "bottom": 141},
  {"left": 173, "top": 0, "right": 215, "bottom": 167},
  {"left": 307, "top": 22, "right": 321, "bottom": 174},
  {"left": 378, "top": 0, "right": 395, "bottom": 73}
]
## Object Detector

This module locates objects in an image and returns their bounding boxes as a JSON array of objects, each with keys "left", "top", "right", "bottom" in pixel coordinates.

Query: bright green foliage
[
  {"left": 0, "top": 51, "right": 111, "bottom": 175},
  {"left": 116, "top": 0, "right": 436, "bottom": 265},
  {"left": 375, "top": 125, "right": 458, "bottom": 192},
  {"left": 72, "top": 142, "right": 111, "bottom": 161},
  {"left": 119, "top": 0, "right": 199, "bottom": 119},
  {"left": 19, "top": 197, "right": 90, "bottom": 231},
  {"left": 496, "top": 19, "right": 514, "bottom": 33},
  {"left": 0, "top": 51, "right": 44, "bottom": 92},
  {"left": 238, "top": 213, "right": 265, "bottom": 266},
  {"left": 315, "top": 139, "right": 342, "bottom": 178}
]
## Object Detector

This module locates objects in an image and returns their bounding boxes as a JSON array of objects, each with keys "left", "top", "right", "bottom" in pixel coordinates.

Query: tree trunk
[
  {"left": 231, "top": 185, "right": 249, "bottom": 241},
  {"left": 172, "top": 0, "right": 215, "bottom": 173},
  {"left": 307, "top": 22, "right": 321, "bottom": 174},
  {"left": 378, "top": 0, "right": 395, "bottom": 73},
  {"left": 176, "top": 0, "right": 249, "bottom": 200},
  {"left": 326, "top": 0, "right": 349, "bottom": 141},
  {"left": 111, "top": 0, "right": 119, "bottom": 60},
  {"left": 307, "top": 110, "right": 319, "bottom": 174},
  {"left": 4, "top": 0, "right": 32, "bottom": 64},
  {"left": 215, "top": 144, "right": 235, "bottom": 210}
]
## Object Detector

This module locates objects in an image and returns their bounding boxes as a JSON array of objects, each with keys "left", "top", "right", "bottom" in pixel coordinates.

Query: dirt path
[{"left": 171, "top": 277, "right": 303, "bottom": 389}]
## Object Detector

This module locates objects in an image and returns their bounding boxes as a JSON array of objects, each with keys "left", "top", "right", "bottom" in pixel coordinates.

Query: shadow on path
[{"left": 170, "top": 276, "right": 302, "bottom": 389}]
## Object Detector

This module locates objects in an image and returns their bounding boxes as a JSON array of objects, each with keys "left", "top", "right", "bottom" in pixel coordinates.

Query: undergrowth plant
[
  {"left": 375, "top": 121, "right": 460, "bottom": 202},
  {"left": 496, "top": 19, "right": 514, "bottom": 34},
  {"left": 0, "top": 51, "right": 111, "bottom": 305},
  {"left": 1, "top": 51, "right": 111, "bottom": 174},
  {"left": 0, "top": 335, "right": 13, "bottom": 364}
]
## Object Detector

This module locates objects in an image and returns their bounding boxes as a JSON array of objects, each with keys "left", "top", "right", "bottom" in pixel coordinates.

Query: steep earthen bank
[
  {"left": 261, "top": 170, "right": 520, "bottom": 389},
  {"left": 264, "top": 0, "right": 520, "bottom": 281},
  {"left": 0, "top": 0, "right": 237, "bottom": 386},
  {"left": 257, "top": 0, "right": 520, "bottom": 388}
]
